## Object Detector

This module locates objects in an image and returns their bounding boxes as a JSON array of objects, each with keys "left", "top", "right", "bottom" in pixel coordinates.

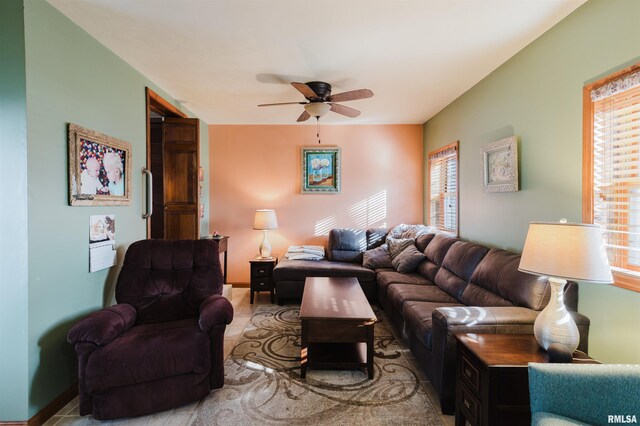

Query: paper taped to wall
[{"left": 89, "top": 214, "right": 116, "bottom": 272}]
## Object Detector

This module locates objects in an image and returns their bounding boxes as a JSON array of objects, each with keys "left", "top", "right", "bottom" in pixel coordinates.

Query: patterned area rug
[{"left": 195, "top": 305, "right": 442, "bottom": 425}]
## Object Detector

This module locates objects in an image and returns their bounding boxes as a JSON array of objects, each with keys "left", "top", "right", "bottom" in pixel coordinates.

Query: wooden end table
[
  {"left": 455, "top": 333, "right": 597, "bottom": 426},
  {"left": 202, "top": 235, "right": 228, "bottom": 283},
  {"left": 215, "top": 236, "right": 228, "bottom": 283},
  {"left": 299, "top": 277, "right": 377, "bottom": 379},
  {"left": 249, "top": 255, "right": 278, "bottom": 304}
]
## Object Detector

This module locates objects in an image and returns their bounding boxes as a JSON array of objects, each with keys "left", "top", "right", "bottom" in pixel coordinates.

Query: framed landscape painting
[
  {"left": 68, "top": 123, "right": 132, "bottom": 206},
  {"left": 301, "top": 146, "right": 341, "bottom": 193},
  {"left": 481, "top": 136, "right": 518, "bottom": 192}
]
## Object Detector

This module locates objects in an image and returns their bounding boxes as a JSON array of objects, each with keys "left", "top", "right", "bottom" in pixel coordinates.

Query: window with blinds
[
  {"left": 584, "top": 64, "right": 640, "bottom": 292},
  {"left": 428, "top": 141, "right": 458, "bottom": 235}
]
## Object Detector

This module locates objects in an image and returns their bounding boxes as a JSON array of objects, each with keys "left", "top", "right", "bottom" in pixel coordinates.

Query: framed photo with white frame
[
  {"left": 68, "top": 123, "right": 132, "bottom": 206},
  {"left": 481, "top": 136, "right": 518, "bottom": 192}
]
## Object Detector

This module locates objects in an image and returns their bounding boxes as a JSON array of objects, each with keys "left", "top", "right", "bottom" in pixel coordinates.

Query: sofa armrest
[
  {"left": 433, "top": 306, "right": 590, "bottom": 334},
  {"left": 67, "top": 304, "right": 136, "bottom": 346},
  {"left": 433, "top": 305, "right": 539, "bottom": 332},
  {"left": 199, "top": 295, "right": 234, "bottom": 332},
  {"left": 432, "top": 307, "right": 590, "bottom": 353}
]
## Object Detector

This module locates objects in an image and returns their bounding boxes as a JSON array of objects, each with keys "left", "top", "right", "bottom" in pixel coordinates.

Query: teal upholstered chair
[{"left": 528, "top": 363, "right": 640, "bottom": 426}]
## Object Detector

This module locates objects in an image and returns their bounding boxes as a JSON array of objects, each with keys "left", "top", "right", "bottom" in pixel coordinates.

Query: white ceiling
[{"left": 47, "top": 0, "right": 586, "bottom": 125}]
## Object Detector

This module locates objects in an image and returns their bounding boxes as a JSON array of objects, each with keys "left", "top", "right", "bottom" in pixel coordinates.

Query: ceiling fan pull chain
[{"left": 317, "top": 117, "right": 321, "bottom": 144}]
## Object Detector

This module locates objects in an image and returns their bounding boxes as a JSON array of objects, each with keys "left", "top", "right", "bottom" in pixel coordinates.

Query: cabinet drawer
[
  {"left": 253, "top": 278, "right": 273, "bottom": 290},
  {"left": 252, "top": 264, "right": 273, "bottom": 276},
  {"left": 461, "top": 353, "right": 481, "bottom": 392},
  {"left": 459, "top": 384, "right": 481, "bottom": 425}
]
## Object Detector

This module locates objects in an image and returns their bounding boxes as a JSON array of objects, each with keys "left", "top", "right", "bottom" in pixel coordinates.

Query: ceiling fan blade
[
  {"left": 297, "top": 110, "right": 311, "bottom": 122},
  {"left": 291, "top": 82, "right": 318, "bottom": 99},
  {"left": 329, "top": 89, "right": 373, "bottom": 103},
  {"left": 329, "top": 103, "right": 361, "bottom": 118},
  {"left": 258, "top": 101, "right": 306, "bottom": 107}
]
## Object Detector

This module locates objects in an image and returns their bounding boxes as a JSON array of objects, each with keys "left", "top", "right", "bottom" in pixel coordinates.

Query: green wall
[
  {"left": 0, "top": 1, "right": 30, "bottom": 420},
  {"left": 424, "top": 0, "right": 640, "bottom": 363},
  {"left": 0, "top": 0, "right": 209, "bottom": 420}
]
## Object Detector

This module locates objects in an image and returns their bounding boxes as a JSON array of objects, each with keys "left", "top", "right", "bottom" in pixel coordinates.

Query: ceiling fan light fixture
[{"left": 304, "top": 102, "right": 331, "bottom": 118}]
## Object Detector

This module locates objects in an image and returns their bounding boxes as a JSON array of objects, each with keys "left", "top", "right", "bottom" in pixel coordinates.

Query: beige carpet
[{"left": 195, "top": 305, "right": 443, "bottom": 425}]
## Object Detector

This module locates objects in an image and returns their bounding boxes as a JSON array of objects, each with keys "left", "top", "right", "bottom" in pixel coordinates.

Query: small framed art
[
  {"left": 481, "top": 136, "right": 518, "bottom": 192},
  {"left": 68, "top": 123, "right": 132, "bottom": 206},
  {"left": 301, "top": 146, "right": 341, "bottom": 193}
]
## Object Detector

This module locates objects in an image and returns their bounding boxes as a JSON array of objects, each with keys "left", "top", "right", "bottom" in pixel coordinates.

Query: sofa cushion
[
  {"left": 423, "top": 235, "right": 459, "bottom": 266},
  {"left": 403, "top": 301, "right": 463, "bottom": 350},
  {"left": 377, "top": 270, "right": 433, "bottom": 289},
  {"left": 376, "top": 270, "right": 432, "bottom": 303},
  {"left": 327, "top": 228, "right": 366, "bottom": 263},
  {"left": 434, "top": 241, "right": 489, "bottom": 300},
  {"left": 416, "top": 260, "right": 440, "bottom": 283},
  {"left": 363, "top": 244, "right": 393, "bottom": 269},
  {"left": 85, "top": 319, "right": 210, "bottom": 393},
  {"left": 388, "top": 284, "right": 458, "bottom": 314},
  {"left": 462, "top": 248, "right": 549, "bottom": 309},
  {"left": 387, "top": 237, "right": 415, "bottom": 259},
  {"left": 366, "top": 228, "right": 388, "bottom": 249},
  {"left": 273, "top": 258, "right": 376, "bottom": 282},
  {"left": 415, "top": 233, "right": 436, "bottom": 252},
  {"left": 392, "top": 245, "right": 426, "bottom": 273}
]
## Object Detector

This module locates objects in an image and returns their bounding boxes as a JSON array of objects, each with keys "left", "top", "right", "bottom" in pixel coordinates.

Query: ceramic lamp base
[
  {"left": 534, "top": 277, "right": 580, "bottom": 352},
  {"left": 259, "top": 230, "right": 272, "bottom": 258}
]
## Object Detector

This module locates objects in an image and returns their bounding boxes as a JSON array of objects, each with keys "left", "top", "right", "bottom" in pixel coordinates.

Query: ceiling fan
[{"left": 258, "top": 81, "right": 374, "bottom": 122}]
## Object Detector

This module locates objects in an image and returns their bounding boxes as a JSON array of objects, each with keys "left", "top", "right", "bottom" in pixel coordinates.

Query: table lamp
[
  {"left": 518, "top": 220, "right": 612, "bottom": 352},
  {"left": 253, "top": 209, "right": 278, "bottom": 258}
]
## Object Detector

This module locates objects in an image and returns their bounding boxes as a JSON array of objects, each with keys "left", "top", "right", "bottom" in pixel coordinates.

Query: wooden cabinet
[
  {"left": 249, "top": 256, "right": 278, "bottom": 304},
  {"left": 454, "top": 334, "right": 595, "bottom": 426}
]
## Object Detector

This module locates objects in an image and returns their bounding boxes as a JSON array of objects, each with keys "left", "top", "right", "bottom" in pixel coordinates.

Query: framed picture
[
  {"left": 68, "top": 123, "right": 132, "bottom": 206},
  {"left": 481, "top": 136, "right": 518, "bottom": 192},
  {"left": 301, "top": 146, "right": 341, "bottom": 193}
]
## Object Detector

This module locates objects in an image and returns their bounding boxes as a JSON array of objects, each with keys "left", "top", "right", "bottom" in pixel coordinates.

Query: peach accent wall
[{"left": 209, "top": 124, "right": 423, "bottom": 283}]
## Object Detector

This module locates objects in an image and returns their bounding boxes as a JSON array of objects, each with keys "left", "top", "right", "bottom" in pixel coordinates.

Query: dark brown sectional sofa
[{"left": 273, "top": 227, "right": 590, "bottom": 414}]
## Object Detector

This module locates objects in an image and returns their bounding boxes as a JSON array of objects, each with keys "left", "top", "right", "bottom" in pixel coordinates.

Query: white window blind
[
  {"left": 428, "top": 143, "right": 458, "bottom": 234},
  {"left": 592, "top": 73, "right": 640, "bottom": 276}
]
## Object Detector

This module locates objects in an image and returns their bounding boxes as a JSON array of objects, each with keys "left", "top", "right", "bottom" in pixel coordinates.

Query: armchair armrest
[
  {"left": 529, "top": 364, "right": 640, "bottom": 425},
  {"left": 199, "top": 295, "right": 234, "bottom": 332},
  {"left": 67, "top": 304, "right": 136, "bottom": 346}
]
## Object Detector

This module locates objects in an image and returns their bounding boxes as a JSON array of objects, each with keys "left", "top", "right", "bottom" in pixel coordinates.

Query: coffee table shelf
[{"left": 305, "top": 342, "right": 368, "bottom": 370}]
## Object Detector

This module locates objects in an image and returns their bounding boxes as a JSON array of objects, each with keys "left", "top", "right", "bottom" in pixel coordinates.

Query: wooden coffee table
[{"left": 299, "top": 277, "right": 377, "bottom": 379}]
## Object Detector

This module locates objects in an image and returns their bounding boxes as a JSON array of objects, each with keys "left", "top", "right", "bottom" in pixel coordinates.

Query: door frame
[{"left": 145, "top": 87, "right": 189, "bottom": 238}]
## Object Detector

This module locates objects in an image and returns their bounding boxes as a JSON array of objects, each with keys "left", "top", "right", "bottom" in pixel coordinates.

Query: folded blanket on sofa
[{"left": 285, "top": 245, "right": 325, "bottom": 260}]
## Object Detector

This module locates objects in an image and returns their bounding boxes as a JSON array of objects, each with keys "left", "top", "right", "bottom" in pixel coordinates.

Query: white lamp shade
[
  {"left": 519, "top": 221, "right": 613, "bottom": 283},
  {"left": 253, "top": 209, "right": 278, "bottom": 230},
  {"left": 304, "top": 102, "right": 331, "bottom": 117}
]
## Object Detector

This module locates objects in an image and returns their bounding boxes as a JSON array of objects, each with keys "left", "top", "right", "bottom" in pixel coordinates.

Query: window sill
[{"left": 612, "top": 271, "right": 640, "bottom": 293}]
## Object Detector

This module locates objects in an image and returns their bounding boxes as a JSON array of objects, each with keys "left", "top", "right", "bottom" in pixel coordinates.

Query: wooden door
[
  {"left": 162, "top": 117, "right": 199, "bottom": 239},
  {"left": 149, "top": 117, "right": 164, "bottom": 238}
]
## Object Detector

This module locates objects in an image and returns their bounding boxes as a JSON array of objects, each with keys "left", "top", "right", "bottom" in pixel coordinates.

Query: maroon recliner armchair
[{"left": 67, "top": 239, "right": 233, "bottom": 420}]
